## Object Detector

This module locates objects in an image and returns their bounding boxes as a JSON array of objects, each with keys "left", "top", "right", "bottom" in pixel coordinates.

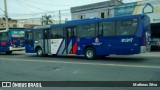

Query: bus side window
[
  {"left": 1, "top": 32, "right": 8, "bottom": 41},
  {"left": 51, "top": 27, "right": 63, "bottom": 39},
  {"left": 99, "top": 22, "right": 115, "bottom": 36},
  {"left": 99, "top": 25, "right": 104, "bottom": 36},
  {"left": 73, "top": 27, "right": 77, "bottom": 38},
  {"left": 0, "top": 33, "right": 2, "bottom": 41},
  {"left": 77, "top": 24, "right": 95, "bottom": 38},
  {"left": 116, "top": 19, "right": 138, "bottom": 36},
  {"left": 27, "top": 33, "right": 33, "bottom": 41},
  {"left": 67, "top": 28, "right": 72, "bottom": 38},
  {"left": 34, "top": 29, "right": 43, "bottom": 41}
]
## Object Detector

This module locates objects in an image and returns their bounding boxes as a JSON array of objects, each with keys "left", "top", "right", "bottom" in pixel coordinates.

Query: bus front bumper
[{"left": 9, "top": 47, "right": 25, "bottom": 51}]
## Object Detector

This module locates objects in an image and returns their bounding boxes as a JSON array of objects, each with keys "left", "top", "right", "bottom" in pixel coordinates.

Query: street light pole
[{"left": 4, "top": 0, "right": 9, "bottom": 30}]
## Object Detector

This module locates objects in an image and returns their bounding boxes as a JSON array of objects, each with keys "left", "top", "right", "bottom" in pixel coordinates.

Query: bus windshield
[{"left": 11, "top": 30, "right": 25, "bottom": 38}]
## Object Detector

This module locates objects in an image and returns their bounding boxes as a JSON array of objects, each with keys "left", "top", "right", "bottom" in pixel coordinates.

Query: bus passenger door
[
  {"left": 66, "top": 27, "right": 77, "bottom": 55},
  {"left": 43, "top": 29, "right": 50, "bottom": 54},
  {"left": 25, "top": 30, "right": 34, "bottom": 53}
]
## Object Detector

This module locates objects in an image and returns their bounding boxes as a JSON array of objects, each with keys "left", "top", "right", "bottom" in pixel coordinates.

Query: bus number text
[{"left": 121, "top": 38, "right": 133, "bottom": 43}]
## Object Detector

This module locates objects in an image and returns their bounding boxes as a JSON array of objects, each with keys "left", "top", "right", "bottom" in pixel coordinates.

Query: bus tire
[
  {"left": 84, "top": 47, "right": 96, "bottom": 60},
  {"left": 36, "top": 48, "right": 43, "bottom": 57},
  {"left": 6, "top": 51, "right": 12, "bottom": 55}
]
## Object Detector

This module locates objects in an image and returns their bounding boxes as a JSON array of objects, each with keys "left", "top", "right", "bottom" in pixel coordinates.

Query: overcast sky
[{"left": 0, "top": 0, "right": 140, "bottom": 19}]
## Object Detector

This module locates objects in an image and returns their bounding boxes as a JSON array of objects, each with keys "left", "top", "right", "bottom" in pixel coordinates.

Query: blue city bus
[
  {"left": 25, "top": 14, "right": 151, "bottom": 59},
  {"left": 0, "top": 28, "right": 25, "bottom": 54}
]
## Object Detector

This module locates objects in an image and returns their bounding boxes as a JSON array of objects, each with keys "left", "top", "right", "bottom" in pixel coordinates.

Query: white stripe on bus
[{"left": 58, "top": 39, "right": 66, "bottom": 55}]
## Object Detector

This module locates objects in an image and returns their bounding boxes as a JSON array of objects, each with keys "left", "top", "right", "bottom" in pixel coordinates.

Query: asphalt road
[{"left": 0, "top": 51, "right": 160, "bottom": 90}]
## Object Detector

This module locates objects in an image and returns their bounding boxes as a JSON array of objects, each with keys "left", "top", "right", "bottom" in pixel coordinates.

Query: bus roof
[
  {"left": 99, "top": 14, "right": 145, "bottom": 22},
  {"left": 51, "top": 24, "right": 66, "bottom": 28},
  {"left": 64, "top": 14, "right": 145, "bottom": 26},
  {"left": 25, "top": 14, "right": 146, "bottom": 30},
  {"left": 66, "top": 17, "right": 100, "bottom": 26},
  {"left": 0, "top": 28, "right": 24, "bottom": 30},
  {"left": 33, "top": 25, "right": 51, "bottom": 29},
  {"left": 0, "top": 28, "right": 25, "bottom": 32}
]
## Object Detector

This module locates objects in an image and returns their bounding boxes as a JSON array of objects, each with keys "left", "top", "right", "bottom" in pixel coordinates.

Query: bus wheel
[
  {"left": 6, "top": 51, "right": 12, "bottom": 55},
  {"left": 85, "top": 47, "right": 96, "bottom": 60},
  {"left": 36, "top": 48, "right": 43, "bottom": 56}
]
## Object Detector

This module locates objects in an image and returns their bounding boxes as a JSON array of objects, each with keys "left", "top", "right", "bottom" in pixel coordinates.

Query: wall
[
  {"left": 71, "top": 7, "right": 114, "bottom": 20},
  {"left": 0, "top": 18, "right": 17, "bottom": 29},
  {"left": 17, "top": 19, "right": 41, "bottom": 28},
  {"left": 71, "top": 0, "right": 122, "bottom": 20},
  {"left": 115, "top": 0, "right": 160, "bottom": 23}
]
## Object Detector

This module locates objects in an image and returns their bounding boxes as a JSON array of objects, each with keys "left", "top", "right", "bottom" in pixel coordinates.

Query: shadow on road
[
  {"left": 104, "top": 56, "right": 146, "bottom": 62},
  {"left": 0, "top": 53, "right": 24, "bottom": 55},
  {"left": 26, "top": 54, "right": 147, "bottom": 63},
  {"left": 0, "top": 51, "right": 25, "bottom": 55}
]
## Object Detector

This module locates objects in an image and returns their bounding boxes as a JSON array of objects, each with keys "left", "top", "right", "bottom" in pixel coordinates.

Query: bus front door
[
  {"left": 43, "top": 29, "right": 51, "bottom": 54},
  {"left": 66, "top": 27, "right": 77, "bottom": 55}
]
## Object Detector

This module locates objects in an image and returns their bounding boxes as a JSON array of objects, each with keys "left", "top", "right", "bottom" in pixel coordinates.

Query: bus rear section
[
  {"left": 0, "top": 29, "right": 25, "bottom": 54},
  {"left": 9, "top": 29, "right": 25, "bottom": 51},
  {"left": 140, "top": 15, "right": 151, "bottom": 52}
]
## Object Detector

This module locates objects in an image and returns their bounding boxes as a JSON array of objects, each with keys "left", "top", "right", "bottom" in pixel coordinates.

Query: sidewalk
[{"left": 135, "top": 51, "right": 160, "bottom": 57}]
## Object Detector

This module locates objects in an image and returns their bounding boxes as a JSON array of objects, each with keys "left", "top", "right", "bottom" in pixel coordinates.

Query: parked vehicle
[{"left": 0, "top": 28, "right": 25, "bottom": 54}]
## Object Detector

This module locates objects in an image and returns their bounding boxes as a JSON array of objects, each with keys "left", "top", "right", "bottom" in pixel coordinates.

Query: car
[{"left": 151, "top": 38, "right": 160, "bottom": 51}]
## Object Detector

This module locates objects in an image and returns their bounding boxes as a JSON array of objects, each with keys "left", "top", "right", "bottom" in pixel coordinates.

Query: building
[
  {"left": 114, "top": 0, "right": 160, "bottom": 50},
  {"left": 71, "top": 0, "right": 123, "bottom": 20},
  {"left": 0, "top": 18, "right": 17, "bottom": 29},
  {"left": 17, "top": 19, "right": 42, "bottom": 28},
  {"left": 114, "top": 0, "right": 160, "bottom": 24},
  {"left": 17, "top": 19, "right": 66, "bottom": 28}
]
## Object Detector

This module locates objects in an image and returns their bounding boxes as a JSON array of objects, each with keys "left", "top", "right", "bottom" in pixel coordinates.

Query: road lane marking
[{"left": 0, "top": 58, "right": 160, "bottom": 69}]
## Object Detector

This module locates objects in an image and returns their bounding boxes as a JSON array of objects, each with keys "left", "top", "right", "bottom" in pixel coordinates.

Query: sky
[{"left": 0, "top": 0, "right": 140, "bottom": 19}]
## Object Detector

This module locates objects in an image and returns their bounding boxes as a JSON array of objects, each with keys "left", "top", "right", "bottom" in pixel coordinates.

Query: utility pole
[
  {"left": 59, "top": 10, "right": 61, "bottom": 24},
  {"left": 4, "top": 0, "right": 9, "bottom": 30},
  {"left": 42, "top": 15, "right": 44, "bottom": 25}
]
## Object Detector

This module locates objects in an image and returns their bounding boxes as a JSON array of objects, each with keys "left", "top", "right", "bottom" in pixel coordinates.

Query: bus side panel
[
  {"left": 104, "top": 36, "right": 141, "bottom": 55},
  {"left": 0, "top": 41, "right": 10, "bottom": 52},
  {"left": 57, "top": 39, "right": 66, "bottom": 55},
  {"left": 77, "top": 36, "right": 141, "bottom": 56},
  {"left": 50, "top": 38, "right": 77, "bottom": 55},
  {"left": 50, "top": 39, "right": 63, "bottom": 55},
  {"left": 10, "top": 37, "right": 25, "bottom": 50},
  {"left": 76, "top": 38, "right": 105, "bottom": 55},
  {"left": 25, "top": 41, "right": 35, "bottom": 53}
]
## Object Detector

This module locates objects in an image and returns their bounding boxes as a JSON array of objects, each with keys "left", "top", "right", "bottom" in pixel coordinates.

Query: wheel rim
[
  {"left": 86, "top": 50, "right": 93, "bottom": 59},
  {"left": 38, "top": 49, "right": 42, "bottom": 56}
]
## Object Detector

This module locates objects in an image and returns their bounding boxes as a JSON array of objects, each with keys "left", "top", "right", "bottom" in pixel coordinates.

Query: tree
[{"left": 42, "top": 14, "right": 53, "bottom": 25}]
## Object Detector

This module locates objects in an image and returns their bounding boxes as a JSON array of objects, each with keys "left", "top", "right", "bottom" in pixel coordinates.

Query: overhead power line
[
  {"left": 15, "top": 0, "right": 37, "bottom": 14},
  {"left": 7, "top": 9, "right": 70, "bottom": 17},
  {"left": 0, "top": 8, "right": 4, "bottom": 12},
  {"left": 17, "top": 0, "right": 55, "bottom": 13},
  {"left": 19, "top": 0, "right": 71, "bottom": 6}
]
